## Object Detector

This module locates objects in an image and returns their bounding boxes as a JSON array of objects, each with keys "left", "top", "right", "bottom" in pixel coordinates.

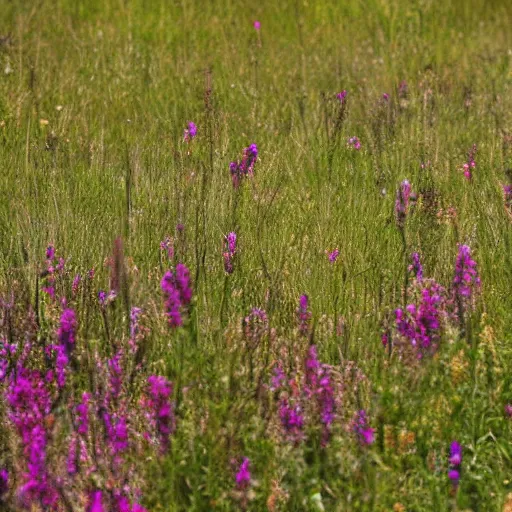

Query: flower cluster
[
  {"left": 462, "top": 144, "right": 476, "bottom": 180},
  {"left": 144, "top": 375, "right": 175, "bottom": 454},
  {"left": 243, "top": 307, "right": 268, "bottom": 349},
  {"left": 408, "top": 252, "right": 423, "bottom": 281},
  {"left": 452, "top": 244, "right": 480, "bottom": 307},
  {"left": 348, "top": 136, "right": 361, "bottom": 150},
  {"left": 336, "top": 90, "right": 347, "bottom": 103},
  {"left": 161, "top": 264, "right": 193, "bottom": 327},
  {"left": 297, "top": 295, "right": 312, "bottom": 337},
  {"left": 236, "top": 458, "right": 251, "bottom": 489},
  {"left": 42, "top": 245, "right": 65, "bottom": 300},
  {"left": 230, "top": 144, "right": 258, "bottom": 188},
  {"left": 395, "top": 179, "right": 416, "bottom": 228},
  {"left": 394, "top": 280, "right": 445, "bottom": 356},
  {"left": 223, "top": 232, "right": 237, "bottom": 274},
  {"left": 183, "top": 121, "right": 197, "bottom": 142},
  {"left": 353, "top": 410, "right": 375, "bottom": 445},
  {"left": 448, "top": 441, "right": 462, "bottom": 485},
  {"left": 327, "top": 248, "right": 339, "bottom": 263}
]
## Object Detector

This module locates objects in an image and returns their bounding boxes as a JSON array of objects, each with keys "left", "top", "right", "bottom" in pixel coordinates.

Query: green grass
[{"left": 1, "top": 0, "right": 512, "bottom": 510}]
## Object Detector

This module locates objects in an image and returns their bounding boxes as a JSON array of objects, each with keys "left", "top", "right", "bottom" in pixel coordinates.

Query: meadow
[{"left": 1, "top": 0, "right": 512, "bottom": 510}]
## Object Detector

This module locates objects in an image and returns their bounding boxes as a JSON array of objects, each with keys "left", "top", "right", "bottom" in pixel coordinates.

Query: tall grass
[{"left": 0, "top": 0, "right": 512, "bottom": 510}]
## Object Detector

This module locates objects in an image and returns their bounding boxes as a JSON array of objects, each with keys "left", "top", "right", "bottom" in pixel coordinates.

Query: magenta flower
[
  {"left": 58, "top": 308, "right": 77, "bottom": 356},
  {"left": 72, "top": 274, "right": 81, "bottom": 296},
  {"left": 279, "top": 399, "right": 304, "bottom": 443},
  {"left": 145, "top": 375, "right": 175, "bottom": 453},
  {"left": 354, "top": 410, "right": 375, "bottom": 446},
  {"left": 395, "top": 179, "right": 415, "bottom": 227},
  {"left": 254, "top": 20, "right": 261, "bottom": 30},
  {"left": 382, "top": 92, "right": 390, "bottom": 101},
  {"left": 230, "top": 144, "right": 258, "bottom": 187},
  {"left": 236, "top": 458, "right": 251, "bottom": 488},
  {"left": 161, "top": 264, "right": 192, "bottom": 327},
  {"left": 453, "top": 244, "right": 480, "bottom": 301},
  {"left": 462, "top": 144, "right": 477, "bottom": 181},
  {"left": 505, "top": 404, "right": 512, "bottom": 418},
  {"left": 297, "top": 295, "right": 311, "bottom": 336},
  {"left": 76, "top": 392, "right": 90, "bottom": 436},
  {"left": 327, "top": 248, "right": 339, "bottom": 263},
  {"left": 336, "top": 90, "right": 347, "bottom": 103},
  {"left": 408, "top": 252, "right": 423, "bottom": 281},
  {"left": 0, "top": 468, "right": 8, "bottom": 498},
  {"left": 348, "top": 136, "right": 361, "bottom": 150},
  {"left": 87, "top": 491, "right": 105, "bottom": 512},
  {"left": 183, "top": 121, "right": 197, "bottom": 142},
  {"left": 223, "top": 232, "right": 237, "bottom": 274},
  {"left": 448, "top": 441, "right": 462, "bottom": 485}
]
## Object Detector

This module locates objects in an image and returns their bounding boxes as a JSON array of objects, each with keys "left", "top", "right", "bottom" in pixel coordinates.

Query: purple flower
[
  {"left": 395, "top": 179, "right": 415, "bottom": 227},
  {"left": 223, "top": 232, "right": 237, "bottom": 274},
  {"left": 336, "top": 90, "right": 347, "bottom": 103},
  {"left": 145, "top": 375, "right": 175, "bottom": 453},
  {"left": 382, "top": 92, "right": 390, "bottom": 102},
  {"left": 58, "top": 308, "right": 77, "bottom": 356},
  {"left": 87, "top": 491, "right": 105, "bottom": 512},
  {"left": 448, "top": 469, "right": 460, "bottom": 483},
  {"left": 67, "top": 434, "right": 78, "bottom": 475},
  {"left": 254, "top": 20, "right": 261, "bottom": 30},
  {"left": 354, "top": 410, "right": 375, "bottom": 446},
  {"left": 0, "top": 468, "right": 8, "bottom": 498},
  {"left": 462, "top": 144, "right": 477, "bottom": 181},
  {"left": 348, "top": 136, "right": 361, "bottom": 150},
  {"left": 279, "top": 399, "right": 304, "bottom": 443},
  {"left": 408, "top": 252, "right": 423, "bottom": 281},
  {"left": 161, "top": 264, "right": 192, "bottom": 328},
  {"left": 453, "top": 244, "right": 480, "bottom": 302},
  {"left": 72, "top": 274, "right": 81, "bottom": 296},
  {"left": 503, "top": 184, "right": 512, "bottom": 211},
  {"left": 230, "top": 144, "right": 258, "bottom": 187},
  {"left": 270, "top": 365, "right": 286, "bottom": 391},
  {"left": 46, "top": 245, "right": 55, "bottom": 260},
  {"left": 76, "top": 392, "right": 91, "bottom": 435},
  {"left": 327, "top": 248, "right": 339, "bottom": 263},
  {"left": 448, "top": 441, "right": 462, "bottom": 485},
  {"left": 505, "top": 404, "right": 512, "bottom": 418},
  {"left": 183, "top": 121, "right": 197, "bottom": 142},
  {"left": 160, "top": 236, "right": 174, "bottom": 260},
  {"left": 235, "top": 458, "right": 251, "bottom": 488},
  {"left": 297, "top": 295, "right": 311, "bottom": 337}
]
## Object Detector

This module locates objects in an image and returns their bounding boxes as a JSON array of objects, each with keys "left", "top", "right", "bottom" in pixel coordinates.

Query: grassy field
[{"left": 1, "top": 0, "right": 512, "bottom": 510}]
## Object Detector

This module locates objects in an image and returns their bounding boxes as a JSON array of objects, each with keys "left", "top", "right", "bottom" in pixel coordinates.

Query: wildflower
[
  {"left": 354, "top": 410, "right": 375, "bottom": 445},
  {"left": 160, "top": 236, "right": 174, "bottom": 260},
  {"left": 279, "top": 399, "right": 304, "bottom": 442},
  {"left": 505, "top": 404, "right": 512, "bottom": 418},
  {"left": 183, "top": 121, "right": 197, "bottom": 142},
  {"left": 236, "top": 458, "right": 251, "bottom": 489},
  {"left": 161, "top": 264, "right": 192, "bottom": 328},
  {"left": 87, "top": 491, "right": 105, "bottom": 512},
  {"left": 327, "top": 248, "right": 339, "bottom": 263},
  {"left": 46, "top": 245, "right": 55, "bottom": 260},
  {"left": 348, "top": 136, "right": 361, "bottom": 150},
  {"left": 0, "top": 469, "right": 8, "bottom": 498},
  {"left": 453, "top": 245, "right": 480, "bottom": 301},
  {"left": 67, "top": 434, "right": 78, "bottom": 475},
  {"left": 76, "top": 392, "right": 91, "bottom": 435},
  {"left": 243, "top": 308, "right": 268, "bottom": 348},
  {"left": 254, "top": 20, "right": 261, "bottom": 30},
  {"left": 223, "top": 232, "right": 237, "bottom": 274},
  {"left": 145, "top": 375, "right": 175, "bottom": 454},
  {"left": 297, "top": 295, "right": 311, "bottom": 337},
  {"left": 382, "top": 92, "right": 390, "bottom": 101},
  {"left": 270, "top": 364, "right": 286, "bottom": 391},
  {"left": 72, "top": 274, "right": 81, "bottom": 296},
  {"left": 462, "top": 144, "right": 477, "bottom": 181},
  {"left": 448, "top": 441, "right": 462, "bottom": 485},
  {"left": 503, "top": 184, "right": 512, "bottom": 214},
  {"left": 129, "top": 307, "right": 142, "bottom": 351},
  {"left": 230, "top": 144, "right": 258, "bottom": 187},
  {"left": 58, "top": 308, "right": 77, "bottom": 356},
  {"left": 336, "top": 90, "right": 347, "bottom": 103},
  {"left": 395, "top": 179, "right": 415, "bottom": 227},
  {"left": 408, "top": 252, "right": 423, "bottom": 281}
]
